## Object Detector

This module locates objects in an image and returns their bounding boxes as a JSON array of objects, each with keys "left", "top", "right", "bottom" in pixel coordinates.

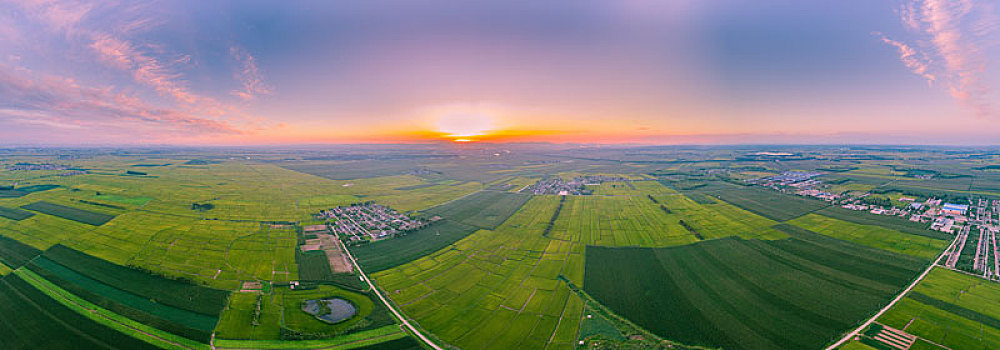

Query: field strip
[
  {"left": 823, "top": 234, "right": 956, "bottom": 350},
  {"left": 212, "top": 325, "right": 406, "bottom": 350},
  {"left": 13, "top": 268, "right": 207, "bottom": 350},
  {"left": 339, "top": 239, "right": 446, "bottom": 350}
]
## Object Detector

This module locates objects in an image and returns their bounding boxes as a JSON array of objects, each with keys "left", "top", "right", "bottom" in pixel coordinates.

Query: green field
[
  {"left": 583, "top": 230, "right": 931, "bottom": 350},
  {"left": 21, "top": 201, "right": 117, "bottom": 226}
]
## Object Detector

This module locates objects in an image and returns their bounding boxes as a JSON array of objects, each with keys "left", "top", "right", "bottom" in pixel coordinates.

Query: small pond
[{"left": 302, "top": 298, "right": 357, "bottom": 324}]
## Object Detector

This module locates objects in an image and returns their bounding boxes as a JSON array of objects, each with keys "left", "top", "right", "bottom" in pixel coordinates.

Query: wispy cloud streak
[
  {"left": 877, "top": 34, "right": 936, "bottom": 85},
  {"left": 230, "top": 46, "right": 273, "bottom": 101}
]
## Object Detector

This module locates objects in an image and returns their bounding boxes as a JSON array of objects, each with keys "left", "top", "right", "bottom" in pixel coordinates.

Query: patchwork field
[{"left": 1, "top": 148, "right": 989, "bottom": 350}]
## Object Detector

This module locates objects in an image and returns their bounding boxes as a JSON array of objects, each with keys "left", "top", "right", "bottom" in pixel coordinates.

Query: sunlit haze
[{"left": 1, "top": 0, "right": 999, "bottom": 145}]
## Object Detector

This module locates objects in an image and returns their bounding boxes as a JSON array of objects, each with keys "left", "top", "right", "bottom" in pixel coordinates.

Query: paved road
[
  {"left": 824, "top": 233, "right": 959, "bottom": 350},
  {"left": 339, "top": 240, "right": 445, "bottom": 350}
]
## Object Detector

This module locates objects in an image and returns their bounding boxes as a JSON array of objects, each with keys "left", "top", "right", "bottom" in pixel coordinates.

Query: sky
[{"left": 1, "top": 0, "right": 998, "bottom": 145}]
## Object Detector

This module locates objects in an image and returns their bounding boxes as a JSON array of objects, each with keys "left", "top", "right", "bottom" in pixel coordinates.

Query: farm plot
[
  {"left": 0, "top": 184, "right": 59, "bottom": 198},
  {"left": 583, "top": 233, "right": 930, "bottom": 350},
  {"left": 0, "top": 273, "right": 160, "bottom": 350},
  {"left": 371, "top": 196, "right": 585, "bottom": 350},
  {"left": 21, "top": 201, "right": 117, "bottom": 225},
  {"left": 224, "top": 226, "right": 298, "bottom": 283},
  {"left": 0, "top": 234, "right": 42, "bottom": 270},
  {"left": 422, "top": 190, "right": 532, "bottom": 229},
  {"left": 876, "top": 268, "right": 999, "bottom": 350},
  {"left": 787, "top": 214, "right": 948, "bottom": 259},
  {"left": 707, "top": 185, "right": 830, "bottom": 221},
  {"left": 0, "top": 206, "right": 34, "bottom": 220},
  {"left": 125, "top": 218, "right": 262, "bottom": 290}
]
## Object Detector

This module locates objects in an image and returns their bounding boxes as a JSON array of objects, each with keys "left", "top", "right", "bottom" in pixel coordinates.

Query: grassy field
[
  {"left": 875, "top": 268, "right": 999, "bottom": 350},
  {"left": 583, "top": 232, "right": 930, "bottom": 350},
  {"left": 787, "top": 214, "right": 948, "bottom": 259}
]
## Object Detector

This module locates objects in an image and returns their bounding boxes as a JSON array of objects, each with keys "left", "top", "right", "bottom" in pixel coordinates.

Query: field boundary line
[
  {"left": 339, "top": 239, "right": 446, "bottom": 350},
  {"left": 823, "top": 235, "right": 955, "bottom": 350}
]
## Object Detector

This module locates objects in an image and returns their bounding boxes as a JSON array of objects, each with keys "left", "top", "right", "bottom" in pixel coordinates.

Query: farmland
[{"left": 0, "top": 146, "right": 995, "bottom": 349}]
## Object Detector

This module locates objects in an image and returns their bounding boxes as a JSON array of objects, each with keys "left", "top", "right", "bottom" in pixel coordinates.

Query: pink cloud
[{"left": 0, "top": 64, "right": 241, "bottom": 136}]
